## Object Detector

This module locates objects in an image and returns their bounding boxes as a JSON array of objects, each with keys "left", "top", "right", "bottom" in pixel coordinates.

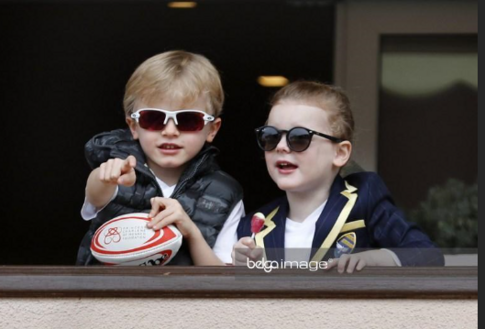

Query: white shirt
[
  {"left": 284, "top": 201, "right": 326, "bottom": 262},
  {"left": 80, "top": 177, "right": 245, "bottom": 264},
  {"left": 217, "top": 200, "right": 327, "bottom": 263}
]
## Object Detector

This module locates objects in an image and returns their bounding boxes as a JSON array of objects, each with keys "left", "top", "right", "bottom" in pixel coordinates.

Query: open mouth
[
  {"left": 159, "top": 143, "right": 182, "bottom": 150},
  {"left": 276, "top": 161, "right": 298, "bottom": 170}
]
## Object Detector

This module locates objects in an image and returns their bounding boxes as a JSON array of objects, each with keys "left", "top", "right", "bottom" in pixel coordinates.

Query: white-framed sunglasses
[{"left": 130, "top": 108, "right": 215, "bottom": 132}]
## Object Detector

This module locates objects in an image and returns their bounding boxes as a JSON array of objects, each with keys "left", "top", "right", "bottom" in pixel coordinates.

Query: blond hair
[
  {"left": 270, "top": 81, "right": 354, "bottom": 142},
  {"left": 123, "top": 50, "right": 224, "bottom": 116}
]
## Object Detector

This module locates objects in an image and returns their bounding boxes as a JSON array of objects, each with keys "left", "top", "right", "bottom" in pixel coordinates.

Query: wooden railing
[{"left": 0, "top": 266, "right": 477, "bottom": 299}]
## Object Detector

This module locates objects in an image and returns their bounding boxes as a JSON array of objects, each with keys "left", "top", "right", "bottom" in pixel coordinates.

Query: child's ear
[
  {"left": 126, "top": 117, "right": 139, "bottom": 140},
  {"left": 333, "top": 141, "right": 352, "bottom": 168},
  {"left": 206, "top": 117, "right": 222, "bottom": 143}
]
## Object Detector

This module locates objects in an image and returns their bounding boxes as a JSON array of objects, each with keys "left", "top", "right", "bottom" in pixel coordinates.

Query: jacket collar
[
  {"left": 310, "top": 175, "right": 350, "bottom": 258},
  {"left": 261, "top": 200, "right": 288, "bottom": 261},
  {"left": 262, "top": 175, "right": 355, "bottom": 261}
]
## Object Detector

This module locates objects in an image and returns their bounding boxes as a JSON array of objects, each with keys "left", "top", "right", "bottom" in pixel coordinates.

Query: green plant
[{"left": 410, "top": 179, "right": 478, "bottom": 248}]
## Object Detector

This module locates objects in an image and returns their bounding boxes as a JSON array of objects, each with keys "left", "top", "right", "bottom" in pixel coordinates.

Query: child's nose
[
  {"left": 275, "top": 134, "right": 290, "bottom": 153},
  {"left": 161, "top": 118, "right": 180, "bottom": 136}
]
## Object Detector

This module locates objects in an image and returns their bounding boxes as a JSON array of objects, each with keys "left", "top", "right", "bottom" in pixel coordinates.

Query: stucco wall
[{"left": 0, "top": 298, "right": 477, "bottom": 329}]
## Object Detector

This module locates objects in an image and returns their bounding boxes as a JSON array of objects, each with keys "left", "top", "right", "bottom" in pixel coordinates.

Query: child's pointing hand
[{"left": 98, "top": 155, "right": 137, "bottom": 187}]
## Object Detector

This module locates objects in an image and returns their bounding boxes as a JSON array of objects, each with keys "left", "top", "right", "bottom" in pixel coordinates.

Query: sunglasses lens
[
  {"left": 138, "top": 110, "right": 166, "bottom": 131},
  {"left": 257, "top": 127, "right": 281, "bottom": 151},
  {"left": 137, "top": 110, "right": 206, "bottom": 131},
  {"left": 176, "top": 112, "right": 205, "bottom": 131},
  {"left": 288, "top": 128, "right": 312, "bottom": 152}
]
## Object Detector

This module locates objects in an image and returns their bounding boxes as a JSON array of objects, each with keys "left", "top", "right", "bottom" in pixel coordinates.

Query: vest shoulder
[
  {"left": 86, "top": 129, "right": 133, "bottom": 148},
  {"left": 201, "top": 170, "right": 243, "bottom": 197},
  {"left": 85, "top": 129, "right": 144, "bottom": 169}
]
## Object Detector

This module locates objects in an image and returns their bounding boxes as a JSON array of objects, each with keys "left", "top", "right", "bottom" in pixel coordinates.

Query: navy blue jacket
[{"left": 237, "top": 172, "right": 444, "bottom": 266}]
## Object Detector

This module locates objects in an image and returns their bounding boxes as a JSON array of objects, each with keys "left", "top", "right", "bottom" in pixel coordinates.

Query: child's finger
[
  {"left": 148, "top": 209, "right": 174, "bottom": 230},
  {"left": 346, "top": 256, "right": 359, "bottom": 274},
  {"left": 325, "top": 258, "right": 338, "bottom": 270},
  {"left": 147, "top": 203, "right": 170, "bottom": 228},
  {"left": 99, "top": 163, "right": 106, "bottom": 181},
  {"left": 111, "top": 160, "right": 123, "bottom": 181},
  {"left": 337, "top": 254, "right": 351, "bottom": 274},
  {"left": 249, "top": 247, "right": 264, "bottom": 260},
  {"left": 102, "top": 160, "right": 113, "bottom": 182},
  {"left": 151, "top": 210, "right": 176, "bottom": 231},
  {"left": 121, "top": 156, "right": 136, "bottom": 173},
  {"left": 356, "top": 259, "right": 367, "bottom": 271},
  {"left": 127, "top": 155, "right": 137, "bottom": 169},
  {"left": 148, "top": 197, "right": 158, "bottom": 218},
  {"left": 234, "top": 241, "right": 252, "bottom": 257},
  {"left": 118, "top": 169, "right": 136, "bottom": 186},
  {"left": 148, "top": 197, "right": 167, "bottom": 218},
  {"left": 233, "top": 248, "right": 252, "bottom": 265},
  {"left": 105, "top": 159, "right": 115, "bottom": 181},
  {"left": 240, "top": 237, "right": 256, "bottom": 249}
]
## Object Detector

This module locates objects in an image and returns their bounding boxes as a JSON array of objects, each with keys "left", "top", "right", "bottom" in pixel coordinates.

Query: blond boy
[{"left": 77, "top": 51, "right": 243, "bottom": 265}]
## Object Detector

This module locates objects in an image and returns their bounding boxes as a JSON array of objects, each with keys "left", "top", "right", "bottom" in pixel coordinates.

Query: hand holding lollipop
[{"left": 232, "top": 213, "right": 266, "bottom": 265}]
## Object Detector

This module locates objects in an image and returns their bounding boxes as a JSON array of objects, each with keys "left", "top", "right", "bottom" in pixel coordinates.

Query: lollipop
[{"left": 251, "top": 212, "right": 265, "bottom": 239}]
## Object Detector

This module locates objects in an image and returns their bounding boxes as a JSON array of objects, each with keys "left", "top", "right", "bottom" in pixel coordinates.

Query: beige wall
[
  {"left": 334, "top": 0, "right": 478, "bottom": 171},
  {"left": 0, "top": 298, "right": 477, "bottom": 329}
]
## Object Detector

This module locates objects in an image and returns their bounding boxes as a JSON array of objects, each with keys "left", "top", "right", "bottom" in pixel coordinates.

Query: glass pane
[{"left": 378, "top": 35, "right": 477, "bottom": 249}]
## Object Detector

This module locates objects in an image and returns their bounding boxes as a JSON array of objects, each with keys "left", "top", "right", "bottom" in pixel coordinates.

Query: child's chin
[
  {"left": 157, "top": 160, "right": 183, "bottom": 168},
  {"left": 275, "top": 181, "right": 301, "bottom": 192}
]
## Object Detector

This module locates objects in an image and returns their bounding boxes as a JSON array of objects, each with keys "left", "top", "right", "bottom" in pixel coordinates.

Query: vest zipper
[{"left": 171, "top": 152, "right": 210, "bottom": 199}]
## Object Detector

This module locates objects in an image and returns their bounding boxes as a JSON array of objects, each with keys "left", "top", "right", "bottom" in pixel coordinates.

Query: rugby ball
[{"left": 90, "top": 213, "right": 183, "bottom": 266}]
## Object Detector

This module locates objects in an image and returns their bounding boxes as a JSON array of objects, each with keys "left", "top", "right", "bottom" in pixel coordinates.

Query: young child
[
  {"left": 77, "top": 50, "right": 243, "bottom": 266},
  {"left": 232, "top": 81, "right": 444, "bottom": 272}
]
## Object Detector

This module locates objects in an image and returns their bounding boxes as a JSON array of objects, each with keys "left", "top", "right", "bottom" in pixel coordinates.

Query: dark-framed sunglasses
[
  {"left": 130, "top": 108, "right": 215, "bottom": 132},
  {"left": 255, "top": 125, "right": 345, "bottom": 152}
]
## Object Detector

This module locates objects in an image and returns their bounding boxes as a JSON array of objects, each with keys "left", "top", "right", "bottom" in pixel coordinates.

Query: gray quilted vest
[{"left": 76, "top": 129, "right": 243, "bottom": 265}]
